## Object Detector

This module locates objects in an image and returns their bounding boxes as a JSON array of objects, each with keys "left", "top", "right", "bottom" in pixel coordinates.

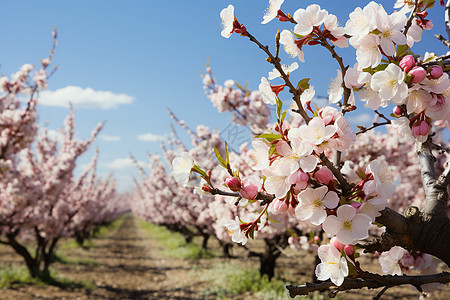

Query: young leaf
[
  {"left": 276, "top": 97, "right": 283, "bottom": 121},
  {"left": 297, "top": 78, "right": 311, "bottom": 91},
  {"left": 214, "top": 147, "right": 227, "bottom": 168}
]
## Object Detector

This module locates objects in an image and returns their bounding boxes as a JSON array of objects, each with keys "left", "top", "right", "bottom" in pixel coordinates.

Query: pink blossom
[
  {"left": 240, "top": 177, "right": 259, "bottom": 200},
  {"left": 226, "top": 177, "right": 241, "bottom": 192},
  {"left": 314, "top": 166, "right": 333, "bottom": 185},
  {"left": 430, "top": 65, "right": 443, "bottom": 79},
  {"left": 409, "top": 66, "right": 427, "bottom": 83},
  {"left": 399, "top": 55, "right": 416, "bottom": 73}
]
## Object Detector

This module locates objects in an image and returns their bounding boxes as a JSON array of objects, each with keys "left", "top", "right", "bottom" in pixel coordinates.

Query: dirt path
[
  {"left": 1, "top": 215, "right": 450, "bottom": 299},
  {"left": 0, "top": 214, "right": 212, "bottom": 299}
]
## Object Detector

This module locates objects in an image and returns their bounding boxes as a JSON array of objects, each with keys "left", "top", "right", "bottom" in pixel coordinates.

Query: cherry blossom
[
  {"left": 323, "top": 205, "right": 371, "bottom": 245},
  {"left": 293, "top": 4, "right": 328, "bottom": 36},
  {"left": 295, "top": 186, "right": 339, "bottom": 225},
  {"left": 259, "top": 77, "right": 278, "bottom": 105},
  {"left": 172, "top": 151, "right": 194, "bottom": 187},
  {"left": 261, "top": 0, "right": 284, "bottom": 24},
  {"left": 315, "top": 244, "right": 349, "bottom": 286},
  {"left": 268, "top": 62, "right": 298, "bottom": 80},
  {"left": 370, "top": 63, "right": 408, "bottom": 105},
  {"left": 279, "top": 30, "right": 305, "bottom": 62},
  {"left": 220, "top": 5, "right": 235, "bottom": 38},
  {"left": 224, "top": 217, "right": 248, "bottom": 245}
]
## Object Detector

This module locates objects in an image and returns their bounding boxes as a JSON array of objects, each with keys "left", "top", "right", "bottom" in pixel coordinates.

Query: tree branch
[
  {"left": 244, "top": 32, "right": 311, "bottom": 123},
  {"left": 286, "top": 272, "right": 450, "bottom": 298}
]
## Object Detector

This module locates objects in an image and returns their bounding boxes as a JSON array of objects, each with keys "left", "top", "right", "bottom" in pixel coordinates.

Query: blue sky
[{"left": 1, "top": 1, "right": 448, "bottom": 191}]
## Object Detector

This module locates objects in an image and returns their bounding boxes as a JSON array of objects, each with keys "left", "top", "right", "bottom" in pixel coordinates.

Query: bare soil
[{"left": 0, "top": 214, "right": 449, "bottom": 299}]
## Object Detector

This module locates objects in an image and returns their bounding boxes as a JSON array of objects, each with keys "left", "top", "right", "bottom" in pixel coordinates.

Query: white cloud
[
  {"left": 99, "top": 134, "right": 121, "bottom": 142},
  {"left": 349, "top": 113, "right": 372, "bottom": 125},
  {"left": 137, "top": 132, "right": 168, "bottom": 142},
  {"left": 39, "top": 85, "right": 134, "bottom": 109},
  {"left": 103, "top": 157, "right": 145, "bottom": 170}
]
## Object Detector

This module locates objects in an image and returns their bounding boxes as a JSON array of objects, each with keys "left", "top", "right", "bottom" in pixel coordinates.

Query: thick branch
[
  {"left": 286, "top": 272, "right": 450, "bottom": 298},
  {"left": 417, "top": 140, "right": 448, "bottom": 217}
]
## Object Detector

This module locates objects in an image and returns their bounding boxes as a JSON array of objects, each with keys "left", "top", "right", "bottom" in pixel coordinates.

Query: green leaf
[
  {"left": 254, "top": 133, "right": 282, "bottom": 142},
  {"left": 281, "top": 110, "right": 287, "bottom": 123},
  {"left": 297, "top": 78, "right": 311, "bottom": 91},
  {"left": 423, "top": 0, "right": 435, "bottom": 9},
  {"left": 276, "top": 97, "right": 283, "bottom": 121},
  {"left": 214, "top": 147, "right": 227, "bottom": 169},
  {"left": 192, "top": 164, "right": 208, "bottom": 178},
  {"left": 396, "top": 45, "right": 410, "bottom": 58},
  {"left": 248, "top": 227, "right": 255, "bottom": 240},
  {"left": 269, "top": 142, "right": 278, "bottom": 156},
  {"left": 225, "top": 141, "right": 230, "bottom": 165},
  {"left": 347, "top": 261, "right": 358, "bottom": 276}
]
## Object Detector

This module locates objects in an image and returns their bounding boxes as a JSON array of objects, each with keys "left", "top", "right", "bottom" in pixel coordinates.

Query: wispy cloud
[
  {"left": 137, "top": 132, "right": 168, "bottom": 142},
  {"left": 103, "top": 157, "right": 144, "bottom": 170},
  {"left": 99, "top": 134, "right": 121, "bottom": 142},
  {"left": 39, "top": 85, "right": 134, "bottom": 109},
  {"left": 349, "top": 113, "right": 373, "bottom": 125}
]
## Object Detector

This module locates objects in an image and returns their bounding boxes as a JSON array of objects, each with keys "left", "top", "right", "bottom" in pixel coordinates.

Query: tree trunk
[
  {"left": 6, "top": 232, "right": 39, "bottom": 278},
  {"left": 201, "top": 233, "right": 209, "bottom": 250}
]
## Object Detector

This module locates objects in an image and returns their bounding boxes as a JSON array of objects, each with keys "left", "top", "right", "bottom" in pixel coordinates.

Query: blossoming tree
[{"left": 172, "top": 0, "right": 450, "bottom": 298}]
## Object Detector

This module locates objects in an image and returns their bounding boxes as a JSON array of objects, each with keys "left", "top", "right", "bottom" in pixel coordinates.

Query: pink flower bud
[
  {"left": 412, "top": 120, "right": 431, "bottom": 136},
  {"left": 393, "top": 106, "right": 403, "bottom": 116},
  {"left": 313, "top": 236, "right": 320, "bottom": 242},
  {"left": 409, "top": 66, "right": 427, "bottom": 83},
  {"left": 240, "top": 181, "right": 258, "bottom": 200},
  {"left": 399, "top": 55, "right": 416, "bottom": 73},
  {"left": 429, "top": 65, "right": 443, "bottom": 79},
  {"left": 226, "top": 177, "right": 241, "bottom": 192},
  {"left": 314, "top": 166, "right": 334, "bottom": 185},
  {"left": 270, "top": 198, "right": 288, "bottom": 215},
  {"left": 330, "top": 237, "right": 345, "bottom": 251},
  {"left": 344, "top": 245, "right": 355, "bottom": 257},
  {"left": 289, "top": 169, "right": 309, "bottom": 194}
]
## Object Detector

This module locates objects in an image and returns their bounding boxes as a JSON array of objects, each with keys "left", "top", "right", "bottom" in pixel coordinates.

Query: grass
[
  {"left": 137, "top": 219, "right": 215, "bottom": 259},
  {"left": 0, "top": 264, "right": 95, "bottom": 291},
  {"left": 198, "top": 262, "right": 333, "bottom": 300}
]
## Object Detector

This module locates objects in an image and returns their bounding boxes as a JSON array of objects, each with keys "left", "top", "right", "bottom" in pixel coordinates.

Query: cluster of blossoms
[
  {"left": 202, "top": 66, "right": 271, "bottom": 134},
  {"left": 170, "top": 0, "right": 450, "bottom": 292}
]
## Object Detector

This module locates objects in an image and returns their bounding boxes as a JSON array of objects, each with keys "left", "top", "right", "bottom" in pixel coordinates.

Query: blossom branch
[
  {"left": 317, "top": 33, "right": 351, "bottom": 112},
  {"left": 209, "top": 187, "right": 275, "bottom": 203},
  {"left": 244, "top": 31, "right": 311, "bottom": 123},
  {"left": 286, "top": 271, "right": 450, "bottom": 298},
  {"left": 403, "top": 0, "right": 420, "bottom": 36}
]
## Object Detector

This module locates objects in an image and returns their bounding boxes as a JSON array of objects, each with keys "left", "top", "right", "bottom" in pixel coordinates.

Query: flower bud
[
  {"left": 226, "top": 177, "right": 241, "bottom": 192},
  {"left": 344, "top": 245, "right": 355, "bottom": 257},
  {"left": 399, "top": 55, "right": 416, "bottom": 73},
  {"left": 314, "top": 166, "right": 334, "bottom": 185},
  {"left": 412, "top": 120, "right": 431, "bottom": 136},
  {"left": 270, "top": 198, "right": 288, "bottom": 215},
  {"left": 240, "top": 181, "right": 258, "bottom": 200},
  {"left": 393, "top": 106, "right": 403, "bottom": 116},
  {"left": 429, "top": 65, "right": 443, "bottom": 79},
  {"left": 409, "top": 66, "right": 427, "bottom": 83},
  {"left": 330, "top": 237, "right": 345, "bottom": 251}
]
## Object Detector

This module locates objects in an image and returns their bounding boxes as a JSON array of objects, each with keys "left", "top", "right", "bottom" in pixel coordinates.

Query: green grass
[
  {"left": 0, "top": 264, "right": 95, "bottom": 291},
  {"left": 137, "top": 219, "right": 214, "bottom": 259},
  {"left": 198, "top": 262, "right": 333, "bottom": 300}
]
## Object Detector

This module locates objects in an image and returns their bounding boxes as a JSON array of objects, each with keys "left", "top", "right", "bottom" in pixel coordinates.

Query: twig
[
  {"left": 244, "top": 31, "right": 311, "bottom": 123},
  {"left": 435, "top": 33, "right": 450, "bottom": 49}
]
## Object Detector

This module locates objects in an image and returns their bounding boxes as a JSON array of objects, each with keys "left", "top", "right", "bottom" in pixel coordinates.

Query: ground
[{"left": 0, "top": 214, "right": 449, "bottom": 299}]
